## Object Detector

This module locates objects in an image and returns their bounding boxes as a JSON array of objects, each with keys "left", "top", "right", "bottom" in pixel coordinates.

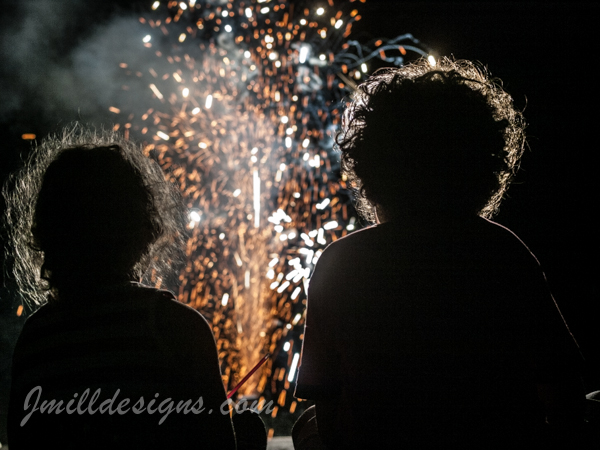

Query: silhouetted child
[
  {"left": 293, "top": 58, "right": 586, "bottom": 448},
  {"left": 5, "top": 130, "right": 238, "bottom": 449}
]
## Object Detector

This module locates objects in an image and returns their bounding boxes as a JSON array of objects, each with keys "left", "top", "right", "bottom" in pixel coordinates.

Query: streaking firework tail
[{"left": 110, "top": 0, "right": 431, "bottom": 430}]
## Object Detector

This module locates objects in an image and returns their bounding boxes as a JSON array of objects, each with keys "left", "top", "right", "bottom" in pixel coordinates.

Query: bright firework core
[{"left": 111, "top": 0, "right": 430, "bottom": 429}]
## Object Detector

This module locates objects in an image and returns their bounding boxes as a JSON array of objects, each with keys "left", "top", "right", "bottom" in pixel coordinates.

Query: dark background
[{"left": 1, "top": 1, "right": 598, "bottom": 443}]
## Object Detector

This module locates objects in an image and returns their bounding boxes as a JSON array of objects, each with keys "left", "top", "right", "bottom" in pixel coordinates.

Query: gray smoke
[{"left": 0, "top": 0, "right": 148, "bottom": 127}]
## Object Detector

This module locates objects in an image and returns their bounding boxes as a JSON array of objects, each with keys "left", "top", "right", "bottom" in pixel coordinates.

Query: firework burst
[{"left": 110, "top": 0, "right": 431, "bottom": 432}]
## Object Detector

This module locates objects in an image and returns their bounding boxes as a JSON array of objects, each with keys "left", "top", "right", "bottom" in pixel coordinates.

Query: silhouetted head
[
  {"left": 336, "top": 57, "right": 526, "bottom": 223},
  {"left": 33, "top": 145, "right": 164, "bottom": 292},
  {"left": 3, "top": 127, "right": 186, "bottom": 305}
]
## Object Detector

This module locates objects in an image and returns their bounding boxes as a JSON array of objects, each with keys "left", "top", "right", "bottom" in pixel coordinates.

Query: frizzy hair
[
  {"left": 336, "top": 57, "right": 527, "bottom": 223},
  {"left": 2, "top": 125, "right": 187, "bottom": 308}
]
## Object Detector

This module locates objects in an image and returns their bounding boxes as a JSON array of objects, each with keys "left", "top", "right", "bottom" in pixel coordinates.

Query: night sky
[{"left": 1, "top": 0, "right": 598, "bottom": 441}]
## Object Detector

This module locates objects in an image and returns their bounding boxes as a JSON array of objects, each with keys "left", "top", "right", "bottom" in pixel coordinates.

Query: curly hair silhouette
[
  {"left": 336, "top": 57, "right": 526, "bottom": 223},
  {"left": 3, "top": 125, "right": 186, "bottom": 306}
]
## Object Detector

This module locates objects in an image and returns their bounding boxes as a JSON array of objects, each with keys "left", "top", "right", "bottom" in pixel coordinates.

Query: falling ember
[
  {"left": 156, "top": 131, "right": 169, "bottom": 140},
  {"left": 111, "top": 0, "right": 430, "bottom": 420},
  {"left": 287, "top": 353, "right": 300, "bottom": 382},
  {"left": 149, "top": 83, "right": 163, "bottom": 100},
  {"left": 253, "top": 169, "right": 260, "bottom": 228}
]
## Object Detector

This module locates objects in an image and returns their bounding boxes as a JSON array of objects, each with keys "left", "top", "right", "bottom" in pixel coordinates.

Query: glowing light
[
  {"left": 21, "top": 134, "right": 36, "bottom": 140},
  {"left": 361, "top": 63, "right": 368, "bottom": 73},
  {"left": 291, "top": 287, "right": 302, "bottom": 300},
  {"left": 253, "top": 169, "right": 260, "bottom": 228},
  {"left": 317, "top": 228, "right": 326, "bottom": 245},
  {"left": 156, "top": 131, "right": 169, "bottom": 140},
  {"left": 300, "top": 233, "right": 314, "bottom": 247},
  {"left": 347, "top": 216, "right": 356, "bottom": 231},
  {"left": 151, "top": 1, "right": 159, "bottom": 10},
  {"left": 288, "top": 353, "right": 300, "bottom": 382},
  {"left": 198, "top": 142, "right": 208, "bottom": 149},
  {"left": 428, "top": 55, "right": 437, "bottom": 66},
  {"left": 149, "top": 84, "right": 163, "bottom": 100},
  {"left": 222, "top": 293, "right": 230, "bottom": 306},
  {"left": 190, "top": 210, "right": 202, "bottom": 222},
  {"left": 319, "top": 54, "right": 326, "bottom": 61},
  {"left": 245, "top": 8, "right": 252, "bottom": 18},
  {"left": 178, "top": 33, "right": 187, "bottom": 43},
  {"left": 192, "top": 107, "right": 201, "bottom": 115},
  {"left": 334, "top": 19, "right": 343, "bottom": 29},
  {"left": 143, "top": 35, "right": 151, "bottom": 43},
  {"left": 234, "top": 252, "right": 243, "bottom": 267},
  {"left": 260, "top": 7, "right": 270, "bottom": 14},
  {"left": 205, "top": 94, "right": 213, "bottom": 109},
  {"left": 299, "top": 46, "right": 309, "bottom": 64},
  {"left": 179, "top": 2, "right": 187, "bottom": 10},
  {"left": 312, "top": 250, "right": 322, "bottom": 264},
  {"left": 182, "top": 88, "right": 189, "bottom": 97},
  {"left": 233, "top": 189, "right": 241, "bottom": 197},
  {"left": 316, "top": 198, "right": 330, "bottom": 210},
  {"left": 316, "top": 7, "right": 325, "bottom": 15},
  {"left": 224, "top": 24, "right": 232, "bottom": 33},
  {"left": 323, "top": 220, "right": 338, "bottom": 230},
  {"left": 283, "top": 342, "right": 291, "bottom": 352}
]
